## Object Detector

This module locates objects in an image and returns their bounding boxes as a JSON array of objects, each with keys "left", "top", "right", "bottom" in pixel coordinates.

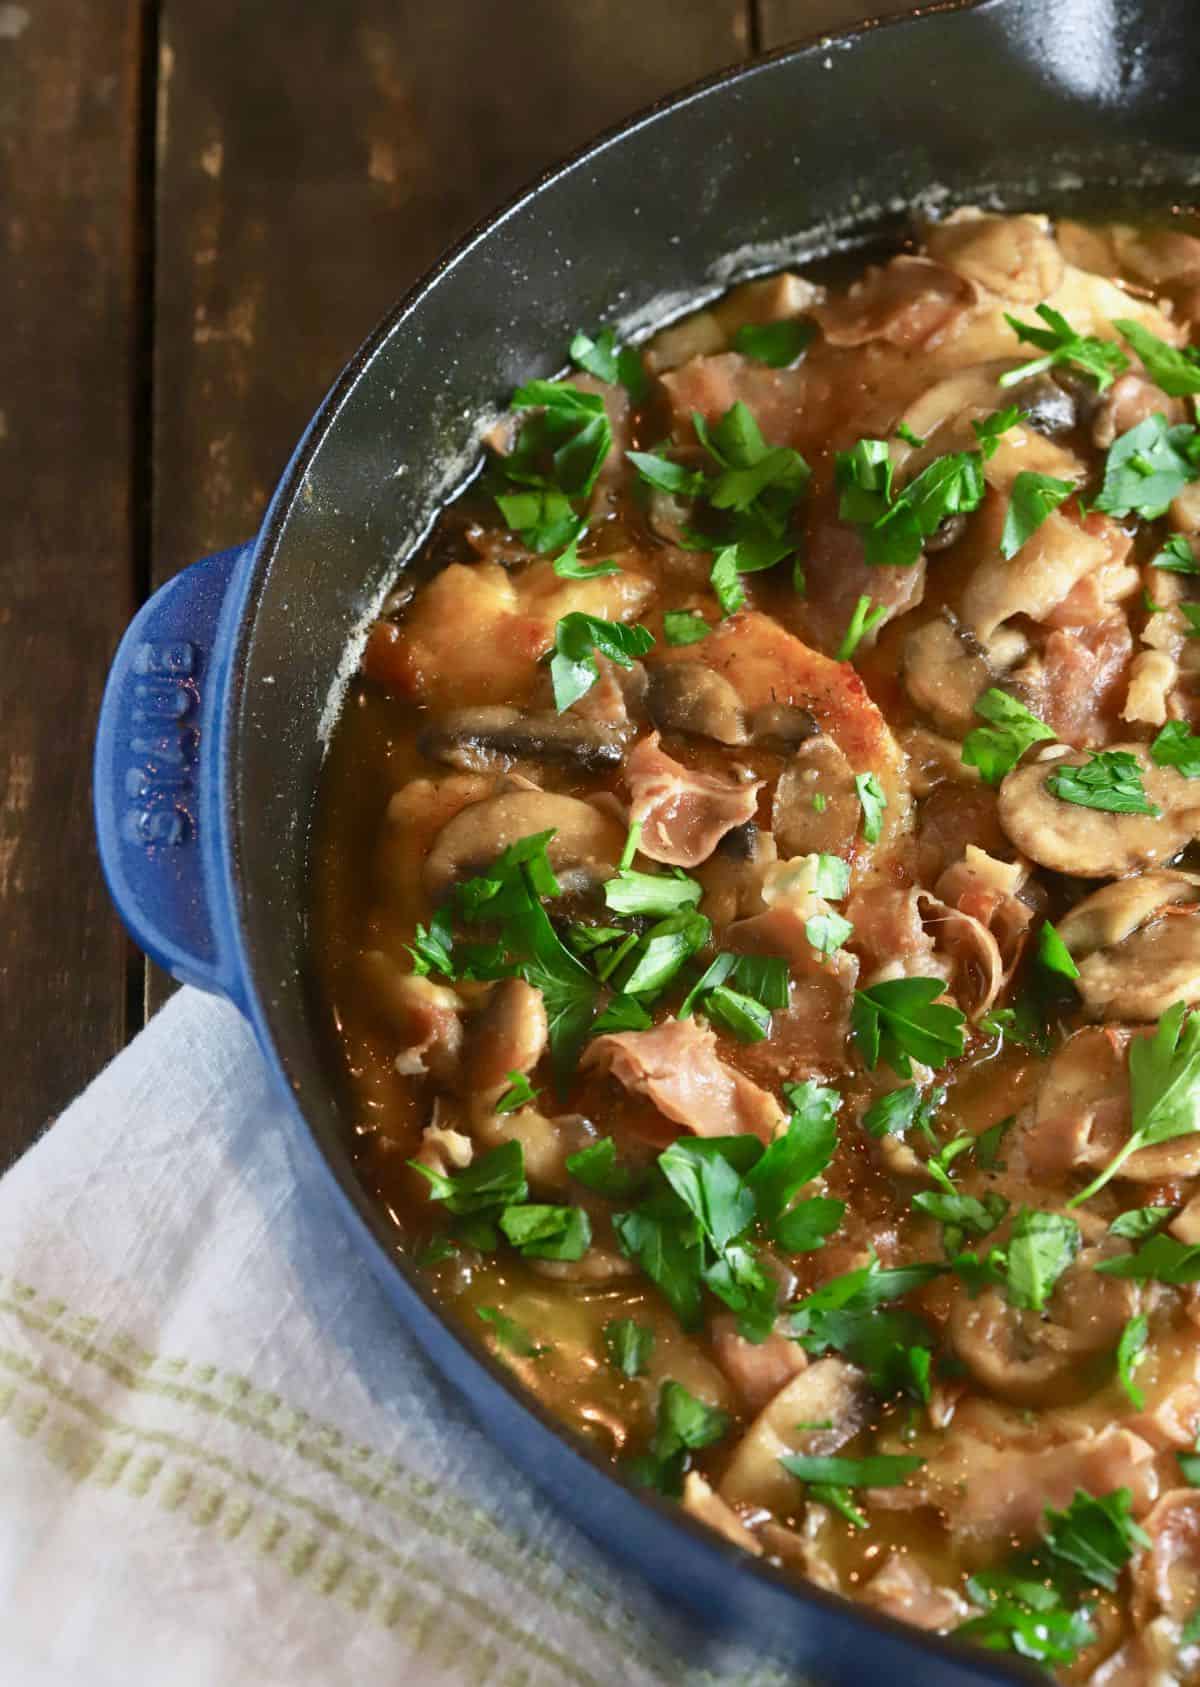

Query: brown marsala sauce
[{"left": 311, "top": 210, "right": 1200, "bottom": 1678}]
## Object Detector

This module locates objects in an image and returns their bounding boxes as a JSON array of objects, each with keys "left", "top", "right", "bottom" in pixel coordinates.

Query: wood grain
[
  {"left": 0, "top": 0, "right": 145, "bottom": 1165},
  {"left": 759, "top": 0, "right": 918, "bottom": 48},
  {"left": 146, "top": 0, "right": 750, "bottom": 1009}
]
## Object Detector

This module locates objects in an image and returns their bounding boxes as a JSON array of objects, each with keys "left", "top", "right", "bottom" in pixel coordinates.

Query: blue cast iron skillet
[{"left": 95, "top": 0, "right": 1200, "bottom": 1677}]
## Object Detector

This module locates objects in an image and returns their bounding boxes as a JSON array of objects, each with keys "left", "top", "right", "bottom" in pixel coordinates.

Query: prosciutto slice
[
  {"left": 623, "top": 732, "right": 761, "bottom": 868},
  {"left": 583, "top": 1017, "right": 784, "bottom": 1142}
]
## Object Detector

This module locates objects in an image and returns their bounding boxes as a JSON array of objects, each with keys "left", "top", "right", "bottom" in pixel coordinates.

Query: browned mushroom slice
[
  {"left": 709, "top": 1315, "right": 808, "bottom": 1415},
  {"left": 861, "top": 1554, "right": 972, "bottom": 1633},
  {"left": 902, "top": 615, "right": 994, "bottom": 736},
  {"left": 1025, "top": 1025, "right": 1200, "bottom": 1183},
  {"left": 717, "top": 1359, "right": 871, "bottom": 1514},
  {"left": 1132, "top": 1489, "right": 1200, "bottom": 1635},
  {"left": 772, "top": 738, "right": 860, "bottom": 860},
  {"left": 419, "top": 706, "right": 626, "bottom": 773},
  {"left": 424, "top": 789, "right": 626, "bottom": 896},
  {"left": 915, "top": 891, "right": 1005, "bottom": 1020},
  {"left": 680, "top": 1472, "right": 763, "bottom": 1555},
  {"left": 624, "top": 731, "right": 762, "bottom": 867},
  {"left": 461, "top": 978, "right": 547, "bottom": 1094},
  {"left": 948, "top": 1242, "right": 1139, "bottom": 1406},
  {"left": 644, "top": 662, "right": 748, "bottom": 745},
  {"left": 997, "top": 747, "right": 1200, "bottom": 878},
  {"left": 1055, "top": 871, "right": 1200, "bottom": 1021}
]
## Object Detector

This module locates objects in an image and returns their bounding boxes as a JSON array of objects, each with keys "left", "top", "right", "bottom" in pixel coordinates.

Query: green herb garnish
[
  {"left": 549, "top": 613, "right": 654, "bottom": 712},
  {"left": 962, "top": 688, "right": 1055, "bottom": 785},
  {"left": 1073, "top": 1002, "right": 1200, "bottom": 1203},
  {"left": 1001, "top": 471, "right": 1076, "bottom": 559},
  {"left": 1045, "top": 749, "right": 1160, "bottom": 816},
  {"left": 852, "top": 978, "right": 966, "bottom": 1076}
]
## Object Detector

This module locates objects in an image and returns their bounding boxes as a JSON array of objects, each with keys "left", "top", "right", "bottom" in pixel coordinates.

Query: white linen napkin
[{"left": 0, "top": 987, "right": 799, "bottom": 1687}]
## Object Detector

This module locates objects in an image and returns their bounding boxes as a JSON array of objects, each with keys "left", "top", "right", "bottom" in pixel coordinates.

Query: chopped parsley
[
  {"left": 603, "top": 1318, "right": 655, "bottom": 1378},
  {"left": 1072, "top": 1002, "right": 1200, "bottom": 1203},
  {"left": 835, "top": 594, "right": 888, "bottom": 661},
  {"left": 1000, "top": 470, "right": 1076, "bottom": 559},
  {"left": 779, "top": 1452, "right": 924, "bottom": 1487},
  {"left": 565, "top": 1136, "right": 638, "bottom": 1198},
  {"left": 499, "top": 1203, "right": 592, "bottom": 1261},
  {"left": 1154, "top": 533, "right": 1200, "bottom": 574},
  {"left": 631, "top": 1381, "right": 730, "bottom": 1495},
  {"left": 1094, "top": 413, "right": 1200, "bottom": 521},
  {"left": 493, "top": 379, "right": 615, "bottom": 550},
  {"left": 569, "top": 325, "right": 648, "bottom": 400},
  {"left": 1114, "top": 318, "right": 1200, "bottom": 397},
  {"left": 1005, "top": 1207, "right": 1080, "bottom": 1311},
  {"left": 999, "top": 303, "right": 1129, "bottom": 391},
  {"left": 851, "top": 978, "right": 966, "bottom": 1077},
  {"left": 1116, "top": 1313, "right": 1149, "bottom": 1409},
  {"left": 477, "top": 1306, "right": 548, "bottom": 1358},
  {"left": 1045, "top": 749, "right": 1160, "bottom": 816},
  {"left": 1037, "top": 921, "right": 1080, "bottom": 982},
  {"left": 406, "top": 908, "right": 457, "bottom": 978},
  {"left": 862, "top": 1083, "right": 942, "bottom": 1143},
  {"left": 551, "top": 535, "right": 621, "bottom": 579},
  {"left": 835, "top": 431, "right": 994, "bottom": 569},
  {"left": 1151, "top": 719, "right": 1200, "bottom": 779},
  {"left": 549, "top": 613, "right": 655, "bottom": 712},
  {"left": 854, "top": 771, "right": 887, "bottom": 843},
  {"left": 1041, "top": 1488, "right": 1150, "bottom": 1593},
  {"left": 662, "top": 609, "right": 711, "bottom": 645},
  {"left": 1096, "top": 1233, "right": 1200, "bottom": 1283},
  {"left": 733, "top": 318, "right": 815, "bottom": 367},
  {"left": 410, "top": 1140, "right": 528, "bottom": 1214},
  {"left": 495, "top": 1071, "right": 540, "bottom": 1114},
  {"left": 788, "top": 1258, "right": 945, "bottom": 1401},
  {"left": 806, "top": 910, "right": 855, "bottom": 960},
  {"left": 604, "top": 868, "right": 702, "bottom": 918},
  {"left": 1108, "top": 1205, "right": 1172, "bottom": 1241},
  {"left": 961, "top": 688, "right": 1055, "bottom": 785}
]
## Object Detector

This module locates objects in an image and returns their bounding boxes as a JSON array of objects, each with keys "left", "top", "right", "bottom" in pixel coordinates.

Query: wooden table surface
[{"left": 0, "top": 0, "right": 911, "bottom": 1168}]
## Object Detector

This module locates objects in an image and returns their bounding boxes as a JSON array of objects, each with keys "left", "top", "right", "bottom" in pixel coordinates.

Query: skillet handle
[{"left": 93, "top": 543, "right": 253, "bottom": 1004}]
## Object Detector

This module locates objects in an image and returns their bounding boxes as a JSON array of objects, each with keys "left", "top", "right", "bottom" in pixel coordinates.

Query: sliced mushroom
[
  {"left": 1026, "top": 1025, "right": 1200, "bottom": 1183},
  {"left": 471, "top": 1105, "right": 595, "bottom": 1194},
  {"left": 420, "top": 706, "right": 625, "bottom": 773},
  {"left": 997, "top": 746, "right": 1200, "bottom": 878},
  {"left": 915, "top": 890, "right": 1005, "bottom": 1020},
  {"left": 461, "top": 978, "right": 548, "bottom": 1094},
  {"left": 861, "top": 1554, "right": 972, "bottom": 1633},
  {"left": 1133, "top": 1489, "right": 1200, "bottom": 1633},
  {"left": 747, "top": 703, "right": 821, "bottom": 748},
  {"left": 645, "top": 662, "right": 747, "bottom": 745},
  {"left": 949, "top": 1241, "right": 1139, "bottom": 1406},
  {"left": 772, "top": 737, "right": 860, "bottom": 859},
  {"left": 902, "top": 615, "right": 994, "bottom": 735},
  {"left": 709, "top": 1315, "right": 808, "bottom": 1415},
  {"left": 718, "top": 1358, "right": 871, "bottom": 1514},
  {"left": 1002, "top": 371, "right": 1080, "bottom": 438},
  {"left": 424, "top": 789, "right": 626, "bottom": 896},
  {"left": 1056, "top": 871, "right": 1200, "bottom": 1021},
  {"left": 681, "top": 1472, "right": 762, "bottom": 1555}
]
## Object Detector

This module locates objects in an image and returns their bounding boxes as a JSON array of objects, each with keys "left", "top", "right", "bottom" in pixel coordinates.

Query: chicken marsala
[{"left": 312, "top": 209, "right": 1200, "bottom": 1680}]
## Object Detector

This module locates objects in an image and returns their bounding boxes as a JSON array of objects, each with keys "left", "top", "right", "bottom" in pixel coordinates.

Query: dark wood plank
[
  {"left": 147, "top": 0, "right": 749, "bottom": 1010},
  {"left": 759, "top": 0, "right": 916, "bottom": 48},
  {"left": 0, "top": 0, "right": 144, "bottom": 1165}
]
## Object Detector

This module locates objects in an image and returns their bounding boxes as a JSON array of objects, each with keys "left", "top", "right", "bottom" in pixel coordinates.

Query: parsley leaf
[
  {"left": 618, "top": 910, "right": 710, "bottom": 999},
  {"left": 495, "top": 488, "right": 585, "bottom": 554},
  {"left": 603, "top": 1318, "right": 655, "bottom": 1378},
  {"left": 976, "top": 1114, "right": 1015, "bottom": 1169},
  {"left": 1041, "top": 1488, "right": 1150, "bottom": 1592},
  {"left": 512, "top": 896, "right": 599, "bottom": 1082},
  {"left": 862, "top": 1083, "right": 941, "bottom": 1142},
  {"left": 854, "top": 772, "right": 887, "bottom": 844},
  {"left": 604, "top": 868, "right": 702, "bottom": 918},
  {"left": 662, "top": 609, "right": 711, "bottom": 646},
  {"left": 495, "top": 1071, "right": 539, "bottom": 1114},
  {"left": 1096, "top": 1233, "right": 1200, "bottom": 1283},
  {"left": 958, "top": 1574, "right": 1095, "bottom": 1665},
  {"left": 913, "top": 1189, "right": 1009, "bottom": 1252},
  {"left": 566, "top": 1136, "right": 638, "bottom": 1198},
  {"left": 779, "top": 1452, "right": 924, "bottom": 1487},
  {"left": 1005, "top": 1207, "right": 1080, "bottom": 1310},
  {"left": 806, "top": 911, "right": 854, "bottom": 959},
  {"left": 979, "top": 994, "right": 1053, "bottom": 1056},
  {"left": 499, "top": 1203, "right": 592, "bottom": 1260},
  {"left": 733, "top": 319, "right": 815, "bottom": 367},
  {"left": 551, "top": 536, "right": 621, "bottom": 579},
  {"left": 961, "top": 687, "right": 1055, "bottom": 785},
  {"left": 748, "top": 1080, "right": 840, "bottom": 1226},
  {"left": 1045, "top": 749, "right": 1160, "bottom": 816},
  {"left": 788, "top": 1259, "right": 944, "bottom": 1399},
  {"left": 1037, "top": 920, "right": 1080, "bottom": 981},
  {"left": 1114, "top": 318, "right": 1200, "bottom": 397},
  {"left": 613, "top": 1199, "right": 705, "bottom": 1330},
  {"left": 569, "top": 326, "right": 648, "bottom": 401},
  {"left": 1000, "top": 303, "right": 1129, "bottom": 391},
  {"left": 835, "top": 594, "right": 888, "bottom": 661},
  {"left": 1094, "top": 414, "right": 1200, "bottom": 520},
  {"left": 477, "top": 1306, "right": 547, "bottom": 1358},
  {"left": 851, "top": 978, "right": 966, "bottom": 1076},
  {"left": 1116, "top": 1313, "right": 1149, "bottom": 1409},
  {"left": 1073, "top": 1003, "right": 1200, "bottom": 1203},
  {"left": 1151, "top": 719, "right": 1200, "bottom": 779},
  {"left": 1154, "top": 533, "right": 1200, "bottom": 574},
  {"left": 771, "top": 1196, "right": 845, "bottom": 1252},
  {"left": 409, "top": 1140, "right": 528, "bottom": 1214},
  {"left": 632, "top": 1381, "right": 730, "bottom": 1495},
  {"left": 1108, "top": 1205, "right": 1172, "bottom": 1241},
  {"left": 705, "top": 984, "right": 773, "bottom": 1042},
  {"left": 406, "top": 907, "right": 457, "bottom": 978},
  {"left": 1001, "top": 471, "right": 1076, "bottom": 559},
  {"left": 836, "top": 437, "right": 987, "bottom": 568},
  {"left": 549, "top": 613, "right": 655, "bottom": 712}
]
